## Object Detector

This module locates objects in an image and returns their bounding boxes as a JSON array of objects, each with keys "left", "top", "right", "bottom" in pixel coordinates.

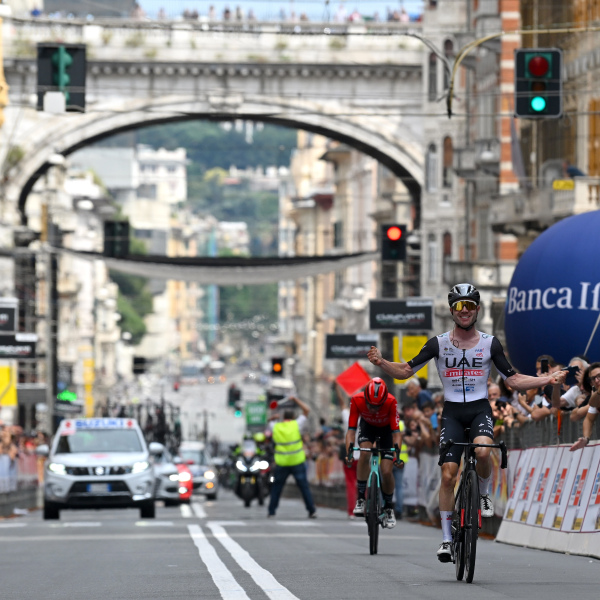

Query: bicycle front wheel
[
  {"left": 453, "top": 482, "right": 465, "bottom": 581},
  {"left": 464, "top": 469, "right": 479, "bottom": 583},
  {"left": 367, "top": 474, "right": 380, "bottom": 555}
]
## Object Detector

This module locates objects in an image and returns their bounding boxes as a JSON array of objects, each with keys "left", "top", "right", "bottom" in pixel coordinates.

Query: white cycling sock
[
  {"left": 440, "top": 510, "right": 453, "bottom": 542},
  {"left": 478, "top": 474, "right": 491, "bottom": 496}
]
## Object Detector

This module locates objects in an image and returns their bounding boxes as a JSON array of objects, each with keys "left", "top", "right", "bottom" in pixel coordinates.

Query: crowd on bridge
[{"left": 31, "top": 2, "right": 422, "bottom": 24}]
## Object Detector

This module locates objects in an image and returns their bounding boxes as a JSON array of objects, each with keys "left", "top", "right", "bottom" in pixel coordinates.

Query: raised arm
[
  {"left": 570, "top": 391, "right": 599, "bottom": 451},
  {"left": 367, "top": 338, "right": 437, "bottom": 381}
]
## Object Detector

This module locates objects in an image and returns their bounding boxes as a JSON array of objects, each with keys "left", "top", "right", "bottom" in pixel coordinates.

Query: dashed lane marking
[{"left": 191, "top": 502, "right": 207, "bottom": 519}]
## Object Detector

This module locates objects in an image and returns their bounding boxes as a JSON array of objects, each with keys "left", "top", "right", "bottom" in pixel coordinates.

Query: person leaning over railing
[
  {"left": 569, "top": 363, "right": 600, "bottom": 451},
  {"left": 569, "top": 364, "right": 595, "bottom": 422}
]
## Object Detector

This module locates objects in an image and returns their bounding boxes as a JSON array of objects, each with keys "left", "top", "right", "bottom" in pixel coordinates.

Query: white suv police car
[{"left": 37, "top": 418, "right": 161, "bottom": 520}]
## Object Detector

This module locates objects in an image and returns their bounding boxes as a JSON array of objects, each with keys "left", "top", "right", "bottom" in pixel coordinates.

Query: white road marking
[
  {"left": 187, "top": 524, "right": 250, "bottom": 600},
  {"left": 208, "top": 522, "right": 301, "bottom": 600},
  {"left": 191, "top": 502, "right": 207, "bottom": 519},
  {"left": 180, "top": 504, "right": 193, "bottom": 518},
  {"left": 134, "top": 521, "right": 174, "bottom": 527},
  {"left": 61, "top": 522, "right": 101, "bottom": 527},
  {"left": 272, "top": 521, "right": 318, "bottom": 527},
  {"left": 0, "top": 522, "right": 27, "bottom": 528}
]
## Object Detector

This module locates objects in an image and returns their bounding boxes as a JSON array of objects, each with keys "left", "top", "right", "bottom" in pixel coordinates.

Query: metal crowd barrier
[
  {"left": 502, "top": 415, "right": 600, "bottom": 450},
  {"left": 0, "top": 454, "right": 38, "bottom": 494}
]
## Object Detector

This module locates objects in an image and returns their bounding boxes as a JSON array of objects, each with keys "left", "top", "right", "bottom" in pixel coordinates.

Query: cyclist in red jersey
[{"left": 344, "top": 378, "right": 404, "bottom": 528}]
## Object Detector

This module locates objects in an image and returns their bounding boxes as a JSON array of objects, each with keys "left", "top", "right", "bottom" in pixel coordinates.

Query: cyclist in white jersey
[{"left": 367, "top": 283, "right": 566, "bottom": 562}]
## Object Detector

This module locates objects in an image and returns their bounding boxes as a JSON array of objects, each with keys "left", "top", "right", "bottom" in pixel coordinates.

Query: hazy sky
[{"left": 138, "top": 0, "right": 425, "bottom": 21}]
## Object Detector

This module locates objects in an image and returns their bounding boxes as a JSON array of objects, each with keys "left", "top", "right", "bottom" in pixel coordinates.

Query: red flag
[{"left": 336, "top": 362, "right": 371, "bottom": 396}]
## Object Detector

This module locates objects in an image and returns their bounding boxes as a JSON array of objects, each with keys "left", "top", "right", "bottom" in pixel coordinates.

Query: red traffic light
[
  {"left": 269, "top": 401, "right": 279, "bottom": 410},
  {"left": 527, "top": 55, "right": 549, "bottom": 77},
  {"left": 386, "top": 226, "right": 402, "bottom": 241}
]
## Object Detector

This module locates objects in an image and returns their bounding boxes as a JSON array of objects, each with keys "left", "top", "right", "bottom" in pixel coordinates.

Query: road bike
[
  {"left": 438, "top": 433, "right": 507, "bottom": 583},
  {"left": 350, "top": 438, "right": 398, "bottom": 555}
]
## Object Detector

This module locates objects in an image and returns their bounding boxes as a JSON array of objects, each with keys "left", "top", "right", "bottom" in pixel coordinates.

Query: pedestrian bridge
[{"left": 1, "top": 16, "right": 429, "bottom": 226}]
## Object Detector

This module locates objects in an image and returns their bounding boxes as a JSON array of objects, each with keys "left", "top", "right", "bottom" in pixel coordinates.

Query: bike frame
[{"left": 439, "top": 436, "right": 507, "bottom": 584}]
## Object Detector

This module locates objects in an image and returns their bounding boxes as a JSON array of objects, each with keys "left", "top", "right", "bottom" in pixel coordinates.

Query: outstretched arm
[
  {"left": 505, "top": 370, "right": 566, "bottom": 392},
  {"left": 570, "top": 392, "right": 599, "bottom": 451},
  {"left": 367, "top": 346, "right": 415, "bottom": 381}
]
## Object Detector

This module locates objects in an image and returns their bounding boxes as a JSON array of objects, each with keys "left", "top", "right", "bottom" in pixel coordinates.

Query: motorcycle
[{"left": 234, "top": 440, "right": 271, "bottom": 508}]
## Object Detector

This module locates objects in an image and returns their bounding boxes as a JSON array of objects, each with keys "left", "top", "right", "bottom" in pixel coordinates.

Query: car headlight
[
  {"left": 132, "top": 461, "right": 150, "bottom": 474},
  {"left": 178, "top": 472, "right": 192, "bottom": 482},
  {"left": 203, "top": 470, "right": 215, "bottom": 480},
  {"left": 235, "top": 460, "right": 247, "bottom": 472},
  {"left": 48, "top": 463, "right": 66, "bottom": 475},
  {"left": 169, "top": 473, "right": 180, "bottom": 481}
]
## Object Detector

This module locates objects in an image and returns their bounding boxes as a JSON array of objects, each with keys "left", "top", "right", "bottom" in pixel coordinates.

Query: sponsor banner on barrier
[
  {"left": 541, "top": 448, "right": 580, "bottom": 530},
  {"left": 572, "top": 444, "right": 600, "bottom": 533},
  {"left": 505, "top": 448, "right": 535, "bottom": 521},
  {"left": 527, "top": 447, "right": 560, "bottom": 527}
]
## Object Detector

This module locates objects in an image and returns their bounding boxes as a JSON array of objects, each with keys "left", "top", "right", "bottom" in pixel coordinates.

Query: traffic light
[
  {"left": 37, "top": 43, "right": 86, "bottom": 112},
  {"left": 514, "top": 48, "right": 562, "bottom": 119},
  {"left": 234, "top": 402, "right": 243, "bottom": 418},
  {"left": 103, "top": 221, "right": 130, "bottom": 258},
  {"left": 271, "top": 357, "right": 284, "bottom": 377},
  {"left": 133, "top": 357, "right": 147, "bottom": 375},
  {"left": 381, "top": 224, "right": 407, "bottom": 261}
]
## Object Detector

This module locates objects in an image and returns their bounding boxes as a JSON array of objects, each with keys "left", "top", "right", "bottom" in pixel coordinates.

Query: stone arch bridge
[{"left": 1, "top": 17, "right": 428, "bottom": 228}]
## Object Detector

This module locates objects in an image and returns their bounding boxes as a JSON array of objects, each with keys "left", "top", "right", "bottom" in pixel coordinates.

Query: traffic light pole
[{"left": 446, "top": 24, "right": 600, "bottom": 118}]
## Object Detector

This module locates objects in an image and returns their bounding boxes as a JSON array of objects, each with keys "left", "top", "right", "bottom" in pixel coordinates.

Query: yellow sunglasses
[{"left": 452, "top": 300, "right": 478, "bottom": 312}]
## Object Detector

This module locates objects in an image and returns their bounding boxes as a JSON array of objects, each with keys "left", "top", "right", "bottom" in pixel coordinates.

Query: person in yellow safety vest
[
  {"left": 393, "top": 420, "right": 409, "bottom": 519},
  {"left": 267, "top": 395, "right": 317, "bottom": 519}
]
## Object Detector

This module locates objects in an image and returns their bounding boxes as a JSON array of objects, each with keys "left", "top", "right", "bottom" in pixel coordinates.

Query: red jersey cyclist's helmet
[{"left": 364, "top": 377, "right": 388, "bottom": 407}]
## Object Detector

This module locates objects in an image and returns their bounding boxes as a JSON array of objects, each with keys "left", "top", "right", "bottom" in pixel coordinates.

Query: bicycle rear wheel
[
  {"left": 367, "top": 474, "right": 380, "bottom": 555},
  {"left": 453, "top": 480, "right": 465, "bottom": 581},
  {"left": 464, "top": 469, "right": 479, "bottom": 583}
]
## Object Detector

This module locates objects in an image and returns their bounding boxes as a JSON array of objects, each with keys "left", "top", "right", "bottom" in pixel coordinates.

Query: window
[
  {"left": 137, "top": 184, "right": 157, "bottom": 199},
  {"left": 428, "top": 53, "right": 438, "bottom": 101},
  {"left": 443, "top": 232, "right": 452, "bottom": 258},
  {"left": 443, "top": 136, "right": 454, "bottom": 188},
  {"left": 443, "top": 40, "right": 454, "bottom": 90},
  {"left": 426, "top": 144, "right": 438, "bottom": 192},
  {"left": 333, "top": 221, "right": 343, "bottom": 248},
  {"left": 427, "top": 233, "right": 437, "bottom": 282}
]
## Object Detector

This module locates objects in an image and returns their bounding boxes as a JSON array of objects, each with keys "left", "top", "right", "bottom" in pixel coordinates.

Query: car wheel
[
  {"left": 140, "top": 501, "right": 156, "bottom": 519},
  {"left": 43, "top": 501, "right": 60, "bottom": 520}
]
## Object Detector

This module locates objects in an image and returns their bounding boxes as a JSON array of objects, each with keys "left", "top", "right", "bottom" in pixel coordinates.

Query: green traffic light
[
  {"left": 51, "top": 45, "right": 73, "bottom": 102},
  {"left": 234, "top": 410, "right": 243, "bottom": 418},
  {"left": 530, "top": 96, "right": 546, "bottom": 112}
]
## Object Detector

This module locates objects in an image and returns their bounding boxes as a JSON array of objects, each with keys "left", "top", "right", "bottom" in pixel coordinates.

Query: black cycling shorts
[
  {"left": 439, "top": 399, "right": 494, "bottom": 465},
  {"left": 357, "top": 421, "right": 395, "bottom": 460}
]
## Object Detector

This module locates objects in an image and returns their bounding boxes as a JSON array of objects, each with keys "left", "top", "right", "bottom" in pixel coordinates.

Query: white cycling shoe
[
  {"left": 383, "top": 508, "right": 396, "bottom": 529},
  {"left": 353, "top": 498, "right": 365, "bottom": 517},
  {"left": 480, "top": 494, "right": 494, "bottom": 518},
  {"left": 437, "top": 541, "right": 452, "bottom": 563}
]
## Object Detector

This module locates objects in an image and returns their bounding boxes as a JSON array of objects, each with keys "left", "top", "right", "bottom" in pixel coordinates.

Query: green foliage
[
  {"left": 116, "top": 293, "right": 148, "bottom": 346},
  {"left": 110, "top": 238, "right": 152, "bottom": 345},
  {"left": 219, "top": 283, "right": 278, "bottom": 327}
]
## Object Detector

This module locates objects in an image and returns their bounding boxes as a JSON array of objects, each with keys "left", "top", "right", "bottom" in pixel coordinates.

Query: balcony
[
  {"left": 443, "top": 260, "right": 515, "bottom": 290},
  {"left": 453, "top": 146, "right": 477, "bottom": 179},
  {"left": 490, "top": 177, "right": 600, "bottom": 236}
]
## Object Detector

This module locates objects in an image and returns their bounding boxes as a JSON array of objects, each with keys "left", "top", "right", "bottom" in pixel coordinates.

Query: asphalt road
[{"left": 3, "top": 489, "right": 598, "bottom": 600}]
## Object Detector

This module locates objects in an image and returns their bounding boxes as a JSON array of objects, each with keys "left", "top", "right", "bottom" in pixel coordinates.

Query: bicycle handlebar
[
  {"left": 438, "top": 439, "right": 508, "bottom": 469},
  {"left": 351, "top": 446, "right": 397, "bottom": 454}
]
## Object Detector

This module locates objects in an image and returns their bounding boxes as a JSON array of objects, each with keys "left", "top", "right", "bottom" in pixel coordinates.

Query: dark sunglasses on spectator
[
  {"left": 591, "top": 373, "right": 600, "bottom": 382},
  {"left": 452, "top": 300, "right": 477, "bottom": 312}
]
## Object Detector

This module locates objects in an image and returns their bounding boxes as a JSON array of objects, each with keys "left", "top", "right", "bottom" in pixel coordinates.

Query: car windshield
[
  {"left": 54, "top": 429, "right": 144, "bottom": 453},
  {"left": 180, "top": 449, "right": 207, "bottom": 465}
]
